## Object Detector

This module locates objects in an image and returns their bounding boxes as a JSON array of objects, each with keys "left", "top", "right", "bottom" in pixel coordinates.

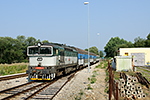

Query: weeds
[
  {"left": 74, "top": 89, "right": 84, "bottom": 100},
  {"left": 86, "top": 84, "right": 93, "bottom": 90},
  {"left": 104, "top": 86, "right": 109, "bottom": 93},
  {"left": 90, "top": 77, "right": 97, "bottom": 84},
  {"left": 0, "top": 63, "right": 28, "bottom": 76},
  {"left": 88, "top": 77, "right": 90, "bottom": 81},
  {"left": 92, "top": 74, "right": 96, "bottom": 77}
]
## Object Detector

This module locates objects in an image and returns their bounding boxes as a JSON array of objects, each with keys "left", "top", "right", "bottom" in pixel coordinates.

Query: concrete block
[
  {"left": 137, "top": 90, "right": 143, "bottom": 94},
  {"left": 126, "top": 90, "right": 132, "bottom": 95},
  {"left": 124, "top": 85, "right": 130, "bottom": 90},
  {"left": 126, "top": 94, "right": 132, "bottom": 98},
  {"left": 137, "top": 94, "right": 142, "bottom": 99},
  {"left": 142, "top": 93, "right": 146, "bottom": 98},
  {"left": 126, "top": 82, "right": 131, "bottom": 86},
  {"left": 132, "top": 91, "right": 137, "bottom": 96},
  {"left": 136, "top": 84, "right": 142, "bottom": 90},
  {"left": 131, "top": 86, "right": 136, "bottom": 91},
  {"left": 119, "top": 78, "right": 125, "bottom": 85}
]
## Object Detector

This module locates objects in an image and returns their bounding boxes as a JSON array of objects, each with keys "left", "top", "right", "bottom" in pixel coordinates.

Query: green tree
[
  {"left": 89, "top": 46, "right": 99, "bottom": 55},
  {"left": 17, "top": 35, "right": 26, "bottom": 43},
  {"left": 42, "top": 40, "right": 50, "bottom": 43},
  {"left": 36, "top": 39, "right": 41, "bottom": 43},
  {"left": 17, "top": 35, "right": 26, "bottom": 59},
  {"left": 145, "top": 33, "right": 150, "bottom": 47},
  {"left": 0, "top": 37, "right": 24, "bottom": 64},
  {"left": 25, "top": 37, "right": 36, "bottom": 46},
  {"left": 84, "top": 47, "right": 98, "bottom": 55},
  {"left": 85, "top": 48, "right": 88, "bottom": 51},
  {"left": 104, "top": 37, "right": 128, "bottom": 57},
  {"left": 117, "top": 41, "right": 134, "bottom": 48},
  {"left": 100, "top": 51, "right": 104, "bottom": 57},
  {"left": 133, "top": 36, "right": 145, "bottom": 47}
]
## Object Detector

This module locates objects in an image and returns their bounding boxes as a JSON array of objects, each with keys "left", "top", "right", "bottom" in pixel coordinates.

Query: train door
[
  {"left": 83, "top": 56, "right": 85, "bottom": 66},
  {"left": 59, "top": 49, "right": 64, "bottom": 63}
]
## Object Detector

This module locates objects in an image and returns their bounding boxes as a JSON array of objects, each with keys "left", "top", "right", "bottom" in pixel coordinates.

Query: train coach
[{"left": 26, "top": 42, "right": 99, "bottom": 81}]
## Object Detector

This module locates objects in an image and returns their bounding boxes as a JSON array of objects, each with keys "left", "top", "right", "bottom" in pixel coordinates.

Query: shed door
[{"left": 131, "top": 53, "right": 145, "bottom": 66}]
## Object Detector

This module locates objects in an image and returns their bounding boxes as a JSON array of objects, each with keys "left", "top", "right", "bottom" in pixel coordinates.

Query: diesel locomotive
[{"left": 26, "top": 42, "right": 99, "bottom": 81}]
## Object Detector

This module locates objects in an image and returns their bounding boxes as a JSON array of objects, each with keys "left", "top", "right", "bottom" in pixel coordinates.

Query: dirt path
[{"left": 53, "top": 63, "right": 108, "bottom": 100}]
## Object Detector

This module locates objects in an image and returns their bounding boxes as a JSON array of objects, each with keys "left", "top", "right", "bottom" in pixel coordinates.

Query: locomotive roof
[
  {"left": 31, "top": 43, "right": 97, "bottom": 56},
  {"left": 40, "top": 43, "right": 77, "bottom": 52},
  {"left": 67, "top": 46, "right": 97, "bottom": 56}
]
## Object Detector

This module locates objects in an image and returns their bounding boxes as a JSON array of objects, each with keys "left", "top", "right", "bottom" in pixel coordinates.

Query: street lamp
[
  {"left": 84, "top": 1, "right": 90, "bottom": 72},
  {"left": 97, "top": 33, "right": 100, "bottom": 64}
]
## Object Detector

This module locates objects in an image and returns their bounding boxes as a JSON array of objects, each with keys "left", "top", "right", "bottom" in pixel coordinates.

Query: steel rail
[
  {"left": 0, "top": 81, "right": 34, "bottom": 94},
  {"left": 0, "top": 73, "right": 28, "bottom": 81},
  {"left": 24, "top": 79, "right": 57, "bottom": 100},
  {"left": 1, "top": 82, "right": 47, "bottom": 100},
  {"left": 50, "top": 73, "right": 75, "bottom": 100}
]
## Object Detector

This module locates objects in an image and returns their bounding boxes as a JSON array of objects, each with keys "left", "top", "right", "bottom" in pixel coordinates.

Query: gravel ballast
[{"left": 53, "top": 63, "right": 108, "bottom": 100}]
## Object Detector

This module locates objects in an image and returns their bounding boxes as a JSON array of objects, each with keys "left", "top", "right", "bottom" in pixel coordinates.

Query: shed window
[{"left": 125, "top": 53, "right": 128, "bottom": 56}]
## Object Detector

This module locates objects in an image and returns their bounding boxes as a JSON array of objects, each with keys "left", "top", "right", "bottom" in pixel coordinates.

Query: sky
[{"left": 0, "top": 0, "right": 150, "bottom": 50}]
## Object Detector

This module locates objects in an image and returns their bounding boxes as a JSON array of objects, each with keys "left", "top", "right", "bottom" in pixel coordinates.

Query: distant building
[{"left": 119, "top": 48, "right": 150, "bottom": 66}]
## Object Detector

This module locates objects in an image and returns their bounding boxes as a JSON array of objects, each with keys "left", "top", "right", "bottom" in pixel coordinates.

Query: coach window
[
  {"left": 80, "top": 55, "right": 82, "bottom": 59},
  {"left": 53, "top": 48, "right": 58, "bottom": 56},
  {"left": 60, "top": 49, "right": 64, "bottom": 56}
]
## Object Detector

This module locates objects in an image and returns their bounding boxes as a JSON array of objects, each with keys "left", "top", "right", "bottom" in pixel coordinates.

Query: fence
[{"left": 108, "top": 60, "right": 119, "bottom": 100}]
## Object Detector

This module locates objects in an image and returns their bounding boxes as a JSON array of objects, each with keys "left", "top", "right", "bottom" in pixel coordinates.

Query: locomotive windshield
[{"left": 28, "top": 46, "right": 52, "bottom": 56}]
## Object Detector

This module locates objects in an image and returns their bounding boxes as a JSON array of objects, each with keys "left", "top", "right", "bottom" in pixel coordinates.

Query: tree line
[
  {"left": 2, "top": 33, "right": 148, "bottom": 64},
  {"left": 104, "top": 33, "right": 150, "bottom": 57},
  {"left": 0, "top": 35, "right": 102, "bottom": 64},
  {"left": 0, "top": 35, "right": 50, "bottom": 64}
]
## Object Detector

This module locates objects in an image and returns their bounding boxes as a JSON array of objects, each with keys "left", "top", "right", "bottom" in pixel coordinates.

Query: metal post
[
  {"left": 97, "top": 33, "right": 100, "bottom": 65},
  {"left": 87, "top": 3, "right": 90, "bottom": 73},
  {"left": 108, "top": 60, "right": 112, "bottom": 100},
  {"left": 116, "top": 82, "right": 119, "bottom": 100},
  {"left": 99, "top": 50, "right": 100, "bottom": 64},
  {"left": 84, "top": 2, "right": 90, "bottom": 73}
]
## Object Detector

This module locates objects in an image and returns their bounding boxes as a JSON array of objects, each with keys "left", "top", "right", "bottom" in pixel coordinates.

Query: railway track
[
  {"left": 0, "top": 62, "right": 97, "bottom": 100},
  {"left": 137, "top": 66, "right": 150, "bottom": 72},
  {"left": 0, "top": 72, "right": 75, "bottom": 100},
  {"left": 0, "top": 73, "right": 28, "bottom": 81}
]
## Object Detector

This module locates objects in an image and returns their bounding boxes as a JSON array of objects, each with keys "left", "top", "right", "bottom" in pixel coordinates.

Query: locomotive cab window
[
  {"left": 29, "top": 47, "right": 38, "bottom": 54},
  {"left": 40, "top": 47, "right": 52, "bottom": 54},
  {"left": 27, "top": 46, "right": 53, "bottom": 56}
]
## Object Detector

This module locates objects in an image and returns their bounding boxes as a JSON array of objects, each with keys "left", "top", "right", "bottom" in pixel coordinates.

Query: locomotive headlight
[
  {"left": 38, "top": 42, "right": 41, "bottom": 47},
  {"left": 45, "top": 67, "right": 49, "bottom": 69}
]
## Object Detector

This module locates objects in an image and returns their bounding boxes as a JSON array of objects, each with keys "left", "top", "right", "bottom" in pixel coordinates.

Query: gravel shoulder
[
  {"left": 0, "top": 76, "right": 28, "bottom": 91},
  {"left": 53, "top": 63, "right": 108, "bottom": 100}
]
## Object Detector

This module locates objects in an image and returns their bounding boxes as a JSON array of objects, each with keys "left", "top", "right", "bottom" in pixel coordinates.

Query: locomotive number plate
[
  {"left": 35, "top": 67, "right": 44, "bottom": 69},
  {"left": 37, "top": 57, "right": 43, "bottom": 61}
]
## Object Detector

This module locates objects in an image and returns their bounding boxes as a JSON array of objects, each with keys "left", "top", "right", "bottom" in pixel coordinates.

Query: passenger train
[{"left": 26, "top": 42, "right": 99, "bottom": 81}]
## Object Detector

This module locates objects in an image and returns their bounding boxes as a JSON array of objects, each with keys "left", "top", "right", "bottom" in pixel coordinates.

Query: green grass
[
  {"left": 95, "top": 61, "right": 107, "bottom": 69},
  {"left": 95, "top": 64, "right": 102, "bottom": 68},
  {"left": 104, "top": 63, "right": 108, "bottom": 68},
  {"left": 88, "top": 77, "right": 90, "bottom": 81},
  {"left": 104, "top": 86, "right": 109, "bottom": 93},
  {"left": 92, "top": 74, "right": 96, "bottom": 77},
  {"left": 92, "top": 70, "right": 98, "bottom": 74},
  {"left": 87, "top": 84, "right": 93, "bottom": 90},
  {"left": 137, "top": 67, "right": 150, "bottom": 73},
  {"left": 141, "top": 72, "right": 150, "bottom": 82},
  {"left": 0, "top": 63, "right": 28, "bottom": 76},
  {"left": 90, "top": 77, "right": 97, "bottom": 84}
]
